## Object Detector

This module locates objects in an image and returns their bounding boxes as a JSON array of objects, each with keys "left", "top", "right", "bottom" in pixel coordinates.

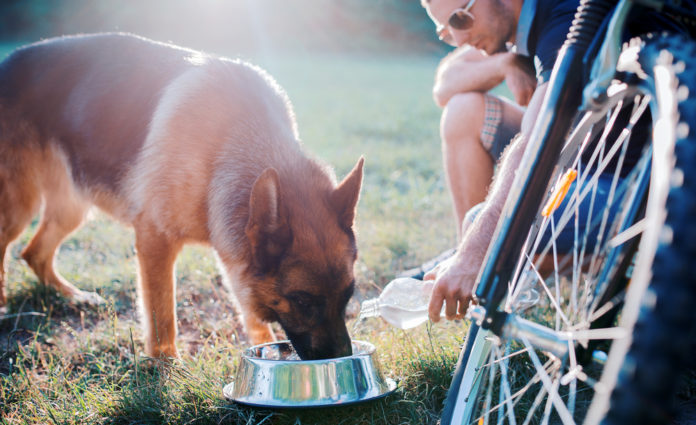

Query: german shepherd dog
[{"left": 0, "top": 33, "right": 363, "bottom": 360}]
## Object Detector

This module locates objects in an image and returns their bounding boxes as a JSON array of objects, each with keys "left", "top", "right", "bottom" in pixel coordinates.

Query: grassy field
[{"left": 0, "top": 47, "right": 484, "bottom": 424}]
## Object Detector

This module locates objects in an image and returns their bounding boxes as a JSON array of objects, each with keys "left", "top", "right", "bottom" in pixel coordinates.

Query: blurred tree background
[{"left": 0, "top": 0, "right": 449, "bottom": 56}]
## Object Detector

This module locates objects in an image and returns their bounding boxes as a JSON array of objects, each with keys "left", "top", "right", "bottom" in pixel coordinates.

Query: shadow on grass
[
  {"left": 0, "top": 281, "right": 117, "bottom": 374},
  {"left": 105, "top": 379, "right": 408, "bottom": 425},
  {"left": 222, "top": 395, "right": 405, "bottom": 425}
]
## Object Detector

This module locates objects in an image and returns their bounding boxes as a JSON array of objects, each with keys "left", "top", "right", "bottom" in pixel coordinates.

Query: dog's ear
[
  {"left": 331, "top": 157, "right": 364, "bottom": 229},
  {"left": 246, "top": 168, "right": 292, "bottom": 273}
]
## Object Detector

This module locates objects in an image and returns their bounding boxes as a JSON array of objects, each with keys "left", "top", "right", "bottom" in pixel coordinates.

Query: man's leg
[
  {"left": 399, "top": 93, "right": 523, "bottom": 279},
  {"left": 441, "top": 93, "right": 523, "bottom": 240},
  {"left": 441, "top": 92, "right": 492, "bottom": 240}
]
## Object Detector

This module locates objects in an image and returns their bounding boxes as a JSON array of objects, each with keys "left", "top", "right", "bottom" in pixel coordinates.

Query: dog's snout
[
  {"left": 335, "top": 334, "right": 353, "bottom": 357},
  {"left": 286, "top": 322, "right": 352, "bottom": 360},
  {"left": 302, "top": 338, "right": 352, "bottom": 360}
]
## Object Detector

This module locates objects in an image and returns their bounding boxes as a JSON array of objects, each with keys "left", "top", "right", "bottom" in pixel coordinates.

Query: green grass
[{"left": 0, "top": 51, "right": 479, "bottom": 424}]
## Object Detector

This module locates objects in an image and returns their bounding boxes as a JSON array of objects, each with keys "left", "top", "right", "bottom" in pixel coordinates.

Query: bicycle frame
[
  {"left": 471, "top": 0, "right": 695, "bottom": 336},
  {"left": 473, "top": 0, "right": 615, "bottom": 332}
]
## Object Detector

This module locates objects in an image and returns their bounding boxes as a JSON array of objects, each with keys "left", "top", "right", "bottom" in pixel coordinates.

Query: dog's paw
[
  {"left": 149, "top": 344, "right": 180, "bottom": 360},
  {"left": 0, "top": 305, "right": 7, "bottom": 316},
  {"left": 73, "top": 290, "right": 106, "bottom": 307}
]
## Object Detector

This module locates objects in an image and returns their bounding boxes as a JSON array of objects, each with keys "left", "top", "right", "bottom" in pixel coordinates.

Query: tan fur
[
  {"left": 0, "top": 127, "right": 99, "bottom": 304},
  {"left": 0, "top": 38, "right": 362, "bottom": 359}
]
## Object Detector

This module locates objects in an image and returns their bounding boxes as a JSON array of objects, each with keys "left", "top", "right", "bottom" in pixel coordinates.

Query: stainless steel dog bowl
[{"left": 223, "top": 340, "right": 396, "bottom": 408}]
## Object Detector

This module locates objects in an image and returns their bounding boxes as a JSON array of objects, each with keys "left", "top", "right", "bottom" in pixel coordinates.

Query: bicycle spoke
[
  {"left": 607, "top": 217, "right": 646, "bottom": 248},
  {"left": 520, "top": 335, "right": 575, "bottom": 425},
  {"left": 587, "top": 289, "right": 625, "bottom": 323},
  {"left": 522, "top": 384, "right": 549, "bottom": 425},
  {"left": 542, "top": 367, "right": 562, "bottom": 425},
  {"left": 571, "top": 158, "right": 584, "bottom": 318},
  {"left": 494, "top": 345, "right": 519, "bottom": 425},
  {"left": 577, "top": 95, "right": 650, "bottom": 206},
  {"left": 479, "top": 347, "right": 531, "bottom": 369},
  {"left": 474, "top": 357, "right": 557, "bottom": 424},
  {"left": 525, "top": 94, "right": 652, "bottom": 325},
  {"left": 586, "top": 148, "right": 652, "bottom": 318},
  {"left": 566, "top": 96, "right": 649, "bottom": 227},
  {"left": 576, "top": 100, "right": 625, "bottom": 184},
  {"left": 550, "top": 217, "right": 562, "bottom": 331},
  {"left": 575, "top": 106, "right": 623, "bottom": 286},
  {"left": 585, "top": 102, "right": 639, "bottom": 281},
  {"left": 585, "top": 107, "right": 649, "bottom": 316},
  {"left": 567, "top": 341, "right": 578, "bottom": 417},
  {"left": 558, "top": 96, "right": 649, "bottom": 293},
  {"left": 525, "top": 253, "right": 571, "bottom": 327},
  {"left": 483, "top": 348, "right": 496, "bottom": 425}
]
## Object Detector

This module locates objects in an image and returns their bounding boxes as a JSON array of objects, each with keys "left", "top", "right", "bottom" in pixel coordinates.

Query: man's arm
[
  {"left": 433, "top": 47, "right": 536, "bottom": 108},
  {"left": 427, "top": 82, "right": 549, "bottom": 321}
]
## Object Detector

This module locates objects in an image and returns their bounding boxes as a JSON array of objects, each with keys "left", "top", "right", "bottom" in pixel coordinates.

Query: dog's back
[
  {"left": 0, "top": 34, "right": 192, "bottom": 190},
  {"left": 1, "top": 33, "right": 299, "bottom": 190}
]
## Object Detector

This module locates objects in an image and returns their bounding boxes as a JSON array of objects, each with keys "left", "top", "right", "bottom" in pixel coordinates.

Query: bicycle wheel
[{"left": 443, "top": 33, "right": 696, "bottom": 425}]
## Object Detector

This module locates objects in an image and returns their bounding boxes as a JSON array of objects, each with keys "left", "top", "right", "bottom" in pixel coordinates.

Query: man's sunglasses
[{"left": 436, "top": 0, "right": 477, "bottom": 46}]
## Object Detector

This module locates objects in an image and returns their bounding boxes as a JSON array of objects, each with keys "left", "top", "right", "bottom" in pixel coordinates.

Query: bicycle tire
[
  {"left": 587, "top": 32, "right": 696, "bottom": 425},
  {"left": 441, "top": 33, "right": 696, "bottom": 425}
]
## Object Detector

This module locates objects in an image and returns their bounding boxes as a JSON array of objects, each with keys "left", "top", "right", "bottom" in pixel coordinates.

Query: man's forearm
[
  {"left": 458, "top": 84, "right": 549, "bottom": 267},
  {"left": 434, "top": 51, "right": 514, "bottom": 107},
  {"left": 460, "top": 133, "right": 528, "bottom": 253},
  {"left": 427, "top": 80, "right": 549, "bottom": 322},
  {"left": 425, "top": 134, "right": 530, "bottom": 320}
]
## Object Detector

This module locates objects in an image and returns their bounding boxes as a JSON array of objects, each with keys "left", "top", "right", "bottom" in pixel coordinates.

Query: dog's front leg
[{"left": 134, "top": 223, "right": 183, "bottom": 358}]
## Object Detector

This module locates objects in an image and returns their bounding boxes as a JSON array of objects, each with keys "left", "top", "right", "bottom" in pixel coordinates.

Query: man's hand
[
  {"left": 425, "top": 254, "right": 475, "bottom": 322},
  {"left": 504, "top": 54, "right": 537, "bottom": 106},
  {"left": 433, "top": 49, "right": 536, "bottom": 108},
  {"left": 424, "top": 222, "right": 491, "bottom": 322}
]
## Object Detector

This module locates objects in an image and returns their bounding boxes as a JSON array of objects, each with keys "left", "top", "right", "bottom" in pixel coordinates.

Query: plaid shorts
[{"left": 480, "top": 95, "right": 520, "bottom": 161}]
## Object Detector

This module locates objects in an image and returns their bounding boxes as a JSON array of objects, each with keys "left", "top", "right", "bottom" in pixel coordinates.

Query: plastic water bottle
[
  {"left": 354, "top": 277, "right": 440, "bottom": 330},
  {"left": 353, "top": 276, "right": 541, "bottom": 332}
]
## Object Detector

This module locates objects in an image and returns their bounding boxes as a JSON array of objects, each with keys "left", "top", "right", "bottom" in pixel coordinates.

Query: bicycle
[{"left": 440, "top": 0, "right": 696, "bottom": 423}]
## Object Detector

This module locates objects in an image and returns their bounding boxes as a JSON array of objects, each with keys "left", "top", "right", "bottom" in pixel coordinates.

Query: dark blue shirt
[
  {"left": 514, "top": 0, "right": 691, "bottom": 84},
  {"left": 514, "top": 0, "right": 577, "bottom": 84}
]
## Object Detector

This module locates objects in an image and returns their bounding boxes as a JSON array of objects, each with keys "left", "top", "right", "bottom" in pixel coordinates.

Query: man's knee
[{"left": 441, "top": 92, "right": 486, "bottom": 146}]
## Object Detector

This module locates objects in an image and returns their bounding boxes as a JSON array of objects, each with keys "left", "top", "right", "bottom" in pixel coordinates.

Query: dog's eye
[{"left": 289, "top": 292, "right": 314, "bottom": 309}]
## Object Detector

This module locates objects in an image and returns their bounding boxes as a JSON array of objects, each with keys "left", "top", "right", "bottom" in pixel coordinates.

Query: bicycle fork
[{"left": 469, "top": 306, "right": 570, "bottom": 359}]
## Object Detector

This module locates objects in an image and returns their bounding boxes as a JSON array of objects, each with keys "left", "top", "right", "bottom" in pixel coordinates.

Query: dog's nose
[
  {"left": 308, "top": 343, "right": 351, "bottom": 360},
  {"left": 336, "top": 337, "right": 352, "bottom": 358},
  {"left": 286, "top": 323, "right": 353, "bottom": 360},
  {"left": 296, "top": 334, "right": 352, "bottom": 360},
  {"left": 318, "top": 332, "right": 352, "bottom": 359}
]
